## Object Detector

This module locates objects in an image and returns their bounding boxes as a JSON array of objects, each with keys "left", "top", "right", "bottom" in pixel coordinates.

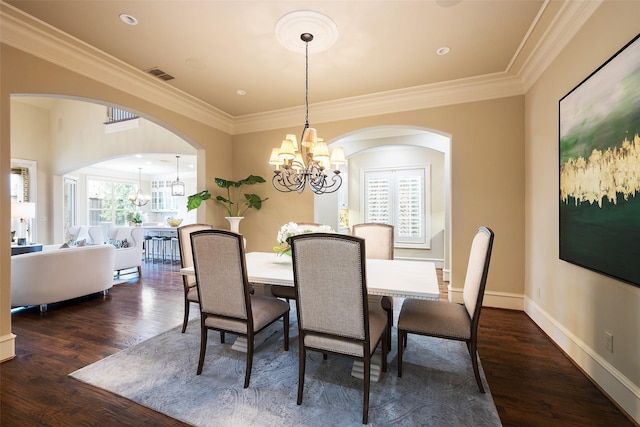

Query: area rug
[{"left": 70, "top": 317, "right": 501, "bottom": 426}]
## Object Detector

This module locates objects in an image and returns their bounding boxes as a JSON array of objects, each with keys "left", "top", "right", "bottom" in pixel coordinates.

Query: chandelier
[
  {"left": 269, "top": 33, "right": 345, "bottom": 194},
  {"left": 129, "top": 167, "right": 150, "bottom": 207},
  {"left": 171, "top": 155, "right": 185, "bottom": 196}
]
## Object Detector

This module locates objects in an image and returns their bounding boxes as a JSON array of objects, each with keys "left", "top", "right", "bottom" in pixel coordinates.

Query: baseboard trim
[
  {"left": 0, "top": 333, "right": 16, "bottom": 363},
  {"left": 524, "top": 297, "right": 640, "bottom": 424}
]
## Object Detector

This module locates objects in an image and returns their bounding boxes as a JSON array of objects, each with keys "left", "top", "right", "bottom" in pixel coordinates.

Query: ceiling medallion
[{"left": 275, "top": 10, "right": 339, "bottom": 54}]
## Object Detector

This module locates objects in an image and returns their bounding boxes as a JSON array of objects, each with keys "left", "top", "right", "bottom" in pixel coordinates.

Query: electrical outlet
[{"left": 604, "top": 331, "right": 613, "bottom": 353}]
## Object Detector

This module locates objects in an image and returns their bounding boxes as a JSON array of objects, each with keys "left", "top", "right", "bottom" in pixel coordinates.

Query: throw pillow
[
  {"left": 76, "top": 239, "right": 86, "bottom": 247},
  {"left": 120, "top": 238, "right": 129, "bottom": 248},
  {"left": 59, "top": 243, "right": 69, "bottom": 249}
]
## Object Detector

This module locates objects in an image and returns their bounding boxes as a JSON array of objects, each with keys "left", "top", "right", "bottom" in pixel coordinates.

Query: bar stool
[
  {"left": 151, "top": 236, "right": 165, "bottom": 263},
  {"left": 170, "top": 236, "right": 180, "bottom": 263},
  {"left": 143, "top": 235, "right": 153, "bottom": 261},
  {"left": 161, "top": 235, "right": 173, "bottom": 263}
]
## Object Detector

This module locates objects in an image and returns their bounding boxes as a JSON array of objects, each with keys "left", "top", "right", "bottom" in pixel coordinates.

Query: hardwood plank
[{"left": 1, "top": 261, "right": 634, "bottom": 426}]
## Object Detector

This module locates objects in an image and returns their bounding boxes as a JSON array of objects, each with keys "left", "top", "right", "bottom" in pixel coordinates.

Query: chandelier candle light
[{"left": 269, "top": 33, "right": 346, "bottom": 194}]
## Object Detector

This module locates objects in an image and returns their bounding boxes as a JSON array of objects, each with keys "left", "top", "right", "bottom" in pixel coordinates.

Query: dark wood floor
[{"left": 1, "top": 261, "right": 635, "bottom": 426}]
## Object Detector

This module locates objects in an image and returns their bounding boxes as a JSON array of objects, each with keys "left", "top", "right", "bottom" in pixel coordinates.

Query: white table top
[{"left": 182, "top": 251, "right": 439, "bottom": 301}]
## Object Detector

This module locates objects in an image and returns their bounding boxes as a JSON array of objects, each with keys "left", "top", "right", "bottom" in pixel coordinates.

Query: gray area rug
[{"left": 70, "top": 316, "right": 501, "bottom": 426}]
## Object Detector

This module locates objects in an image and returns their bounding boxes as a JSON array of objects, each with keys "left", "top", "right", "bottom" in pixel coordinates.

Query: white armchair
[{"left": 107, "top": 226, "right": 146, "bottom": 276}]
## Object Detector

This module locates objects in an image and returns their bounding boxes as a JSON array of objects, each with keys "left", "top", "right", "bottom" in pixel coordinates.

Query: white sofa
[
  {"left": 106, "top": 226, "right": 146, "bottom": 276},
  {"left": 11, "top": 244, "right": 115, "bottom": 311},
  {"left": 68, "top": 225, "right": 104, "bottom": 245}
]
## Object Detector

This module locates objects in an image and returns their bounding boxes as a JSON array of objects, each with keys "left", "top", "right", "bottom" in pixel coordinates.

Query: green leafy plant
[
  {"left": 128, "top": 211, "right": 143, "bottom": 224},
  {"left": 187, "top": 175, "right": 269, "bottom": 217}
]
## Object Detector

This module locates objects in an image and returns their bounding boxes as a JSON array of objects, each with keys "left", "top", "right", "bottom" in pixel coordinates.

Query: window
[
  {"left": 363, "top": 167, "right": 430, "bottom": 248},
  {"left": 87, "top": 177, "right": 136, "bottom": 226}
]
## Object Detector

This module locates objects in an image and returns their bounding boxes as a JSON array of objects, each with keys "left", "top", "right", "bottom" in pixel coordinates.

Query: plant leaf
[
  {"left": 186, "top": 190, "right": 211, "bottom": 211},
  {"left": 244, "top": 193, "right": 268, "bottom": 210}
]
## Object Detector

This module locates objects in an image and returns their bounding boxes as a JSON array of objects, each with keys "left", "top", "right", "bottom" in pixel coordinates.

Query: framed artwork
[{"left": 559, "top": 33, "right": 640, "bottom": 287}]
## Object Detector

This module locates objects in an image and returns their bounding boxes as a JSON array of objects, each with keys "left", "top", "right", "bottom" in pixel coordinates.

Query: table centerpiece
[{"left": 273, "top": 222, "right": 334, "bottom": 257}]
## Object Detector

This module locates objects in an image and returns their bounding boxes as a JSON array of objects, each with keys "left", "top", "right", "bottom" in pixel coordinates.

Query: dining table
[
  {"left": 181, "top": 251, "right": 440, "bottom": 381},
  {"left": 181, "top": 251, "right": 439, "bottom": 299}
]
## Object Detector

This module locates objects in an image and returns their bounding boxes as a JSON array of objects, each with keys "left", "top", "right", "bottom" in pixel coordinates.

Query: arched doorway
[{"left": 316, "top": 126, "right": 452, "bottom": 281}]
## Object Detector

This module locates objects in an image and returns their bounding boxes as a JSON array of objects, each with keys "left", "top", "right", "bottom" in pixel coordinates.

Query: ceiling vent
[{"left": 145, "top": 67, "right": 175, "bottom": 81}]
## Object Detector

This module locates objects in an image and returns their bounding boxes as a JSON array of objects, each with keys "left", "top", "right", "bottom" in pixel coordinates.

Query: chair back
[
  {"left": 191, "top": 230, "right": 251, "bottom": 322},
  {"left": 178, "top": 224, "right": 214, "bottom": 288},
  {"left": 291, "top": 233, "right": 368, "bottom": 340},
  {"left": 352, "top": 223, "right": 394, "bottom": 260},
  {"left": 462, "top": 226, "right": 495, "bottom": 322},
  {"left": 178, "top": 224, "right": 214, "bottom": 269}
]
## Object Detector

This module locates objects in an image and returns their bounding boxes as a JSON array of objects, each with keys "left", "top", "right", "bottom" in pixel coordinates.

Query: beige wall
[
  {"left": 524, "top": 1, "right": 640, "bottom": 420},
  {"left": 233, "top": 97, "right": 525, "bottom": 297},
  {"left": 10, "top": 101, "right": 53, "bottom": 242},
  {"left": 1, "top": 44, "right": 233, "bottom": 361}
]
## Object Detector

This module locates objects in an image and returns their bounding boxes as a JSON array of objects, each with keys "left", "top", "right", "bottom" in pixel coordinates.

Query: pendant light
[{"left": 171, "top": 155, "right": 185, "bottom": 196}]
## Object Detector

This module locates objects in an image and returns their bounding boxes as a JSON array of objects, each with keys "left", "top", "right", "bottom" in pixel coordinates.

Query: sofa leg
[
  {"left": 39, "top": 304, "right": 47, "bottom": 312},
  {"left": 103, "top": 289, "right": 110, "bottom": 296},
  {"left": 137, "top": 265, "right": 142, "bottom": 276}
]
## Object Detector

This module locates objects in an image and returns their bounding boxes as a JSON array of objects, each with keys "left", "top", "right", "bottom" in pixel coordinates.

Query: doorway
[{"left": 316, "top": 126, "right": 451, "bottom": 279}]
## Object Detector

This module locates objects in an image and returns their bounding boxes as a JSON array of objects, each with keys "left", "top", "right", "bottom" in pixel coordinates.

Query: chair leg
[
  {"left": 283, "top": 312, "right": 290, "bottom": 351},
  {"left": 244, "top": 333, "right": 254, "bottom": 388},
  {"left": 297, "top": 342, "right": 306, "bottom": 405},
  {"left": 220, "top": 331, "right": 225, "bottom": 344},
  {"left": 181, "top": 298, "right": 190, "bottom": 333},
  {"left": 397, "top": 329, "right": 404, "bottom": 377},
  {"left": 197, "top": 324, "right": 208, "bottom": 375},
  {"left": 384, "top": 305, "right": 393, "bottom": 347},
  {"left": 381, "top": 327, "right": 388, "bottom": 373},
  {"left": 363, "top": 354, "right": 371, "bottom": 425},
  {"left": 468, "top": 339, "right": 485, "bottom": 393}
]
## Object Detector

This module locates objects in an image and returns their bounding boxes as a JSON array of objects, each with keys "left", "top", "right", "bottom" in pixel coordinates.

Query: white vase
[{"left": 225, "top": 216, "right": 244, "bottom": 233}]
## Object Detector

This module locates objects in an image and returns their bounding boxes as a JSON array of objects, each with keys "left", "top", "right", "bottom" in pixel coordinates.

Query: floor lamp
[{"left": 11, "top": 202, "right": 36, "bottom": 245}]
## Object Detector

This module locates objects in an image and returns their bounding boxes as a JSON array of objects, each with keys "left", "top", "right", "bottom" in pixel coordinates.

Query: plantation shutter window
[{"left": 363, "top": 167, "right": 430, "bottom": 248}]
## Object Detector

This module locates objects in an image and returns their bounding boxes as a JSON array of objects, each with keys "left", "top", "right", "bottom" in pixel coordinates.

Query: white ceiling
[
  {"left": 6, "top": 0, "right": 552, "bottom": 118},
  {"left": 75, "top": 153, "right": 198, "bottom": 180}
]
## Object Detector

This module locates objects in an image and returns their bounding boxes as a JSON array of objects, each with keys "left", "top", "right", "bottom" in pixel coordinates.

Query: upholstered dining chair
[
  {"left": 270, "top": 222, "right": 321, "bottom": 303},
  {"left": 190, "top": 229, "right": 289, "bottom": 388},
  {"left": 352, "top": 223, "right": 395, "bottom": 345},
  {"left": 177, "top": 223, "right": 214, "bottom": 333},
  {"left": 290, "top": 233, "right": 388, "bottom": 425},
  {"left": 397, "top": 226, "right": 494, "bottom": 393}
]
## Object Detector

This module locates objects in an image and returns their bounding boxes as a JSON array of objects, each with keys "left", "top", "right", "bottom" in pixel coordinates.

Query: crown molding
[
  {"left": 233, "top": 73, "right": 525, "bottom": 135},
  {"left": 1, "top": 1, "right": 599, "bottom": 136},
  {"left": 0, "top": 3, "right": 234, "bottom": 134},
  {"left": 518, "top": 0, "right": 603, "bottom": 91}
]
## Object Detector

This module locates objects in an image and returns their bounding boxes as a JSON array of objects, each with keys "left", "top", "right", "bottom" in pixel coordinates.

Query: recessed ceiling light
[
  {"left": 436, "top": 47, "right": 450, "bottom": 56},
  {"left": 236, "top": 90, "right": 247, "bottom": 96},
  {"left": 119, "top": 14, "right": 138, "bottom": 26}
]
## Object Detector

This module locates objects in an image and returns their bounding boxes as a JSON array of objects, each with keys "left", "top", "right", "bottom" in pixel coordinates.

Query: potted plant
[
  {"left": 187, "top": 175, "right": 268, "bottom": 232},
  {"left": 128, "top": 211, "right": 143, "bottom": 226}
]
